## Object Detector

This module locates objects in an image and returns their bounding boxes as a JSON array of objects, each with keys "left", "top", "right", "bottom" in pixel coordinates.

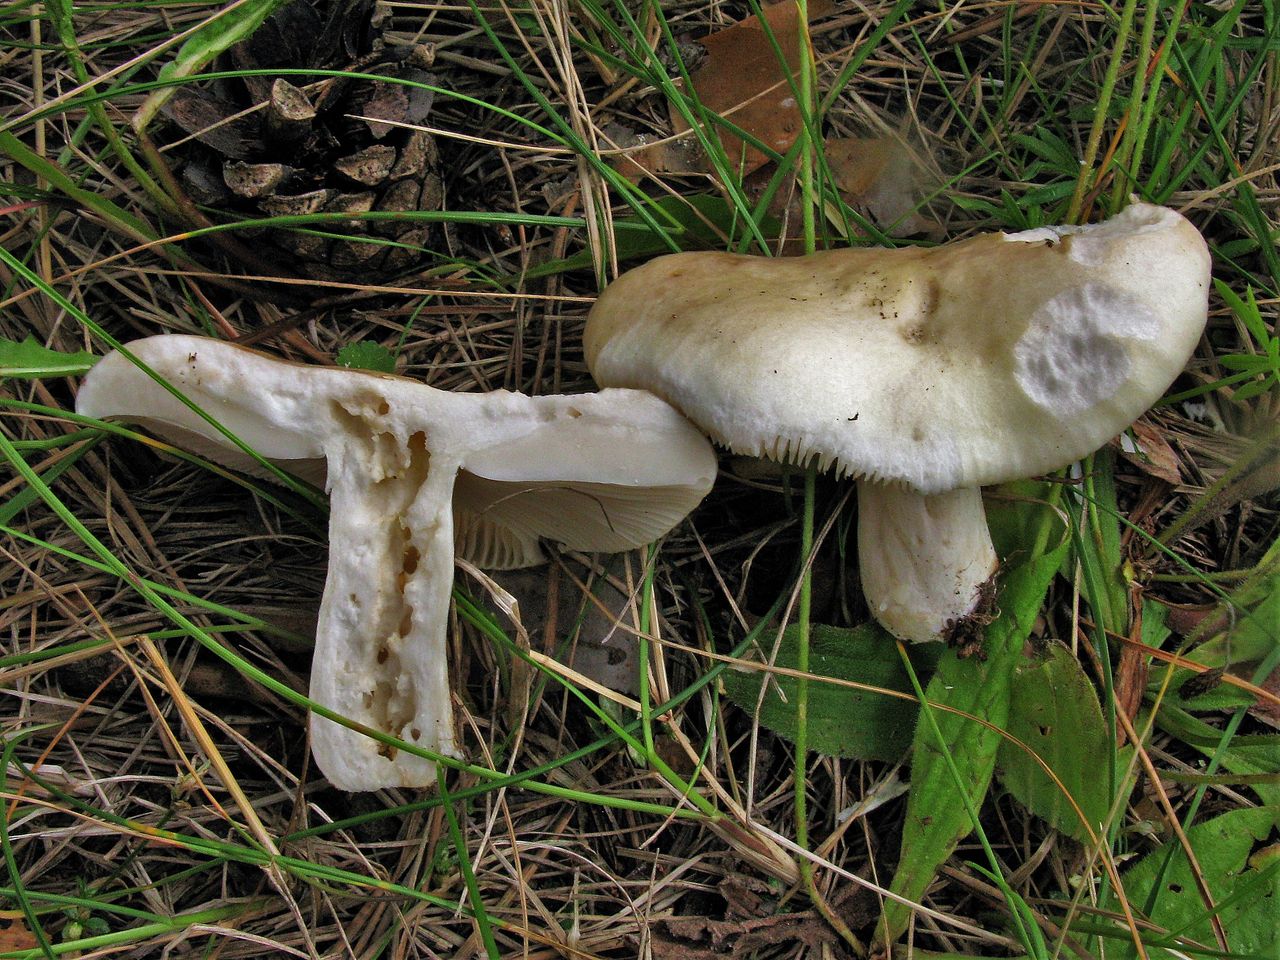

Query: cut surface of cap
[
  {"left": 77, "top": 335, "right": 716, "bottom": 790},
  {"left": 585, "top": 202, "right": 1210, "bottom": 494}
]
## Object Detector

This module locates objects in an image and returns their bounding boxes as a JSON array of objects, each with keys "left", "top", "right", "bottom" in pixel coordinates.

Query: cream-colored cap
[{"left": 585, "top": 203, "right": 1210, "bottom": 494}]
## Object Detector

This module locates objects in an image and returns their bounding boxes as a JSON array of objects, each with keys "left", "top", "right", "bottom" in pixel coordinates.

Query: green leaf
[
  {"left": 720, "top": 621, "right": 940, "bottom": 762},
  {"left": 1078, "top": 448, "right": 1129, "bottom": 636},
  {"left": 997, "top": 643, "right": 1124, "bottom": 843},
  {"left": 1218, "top": 355, "right": 1273, "bottom": 372},
  {"left": 1215, "top": 278, "right": 1272, "bottom": 347},
  {"left": 878, "top": 485, "right": 1070, "bottom": 947},
  {"left": 335, "top": 341, "right": 396, "bottom": 374},
  {"left": 1100, "top": 807, "right": 1279, "bottom": 960},
  {"left": 0, "top": 336, "right": 97, "bottom": 379},
  {"left": 134, "top": 0, "right": 293, "bottom": 131}
]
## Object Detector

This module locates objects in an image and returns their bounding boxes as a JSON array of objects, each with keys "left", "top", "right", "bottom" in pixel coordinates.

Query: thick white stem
[
  {"left": 309, "top": 433, "right": 461, "bottom": 791},
  {"left": 856, "top": 482, "right": 998, "bottom": 644}
]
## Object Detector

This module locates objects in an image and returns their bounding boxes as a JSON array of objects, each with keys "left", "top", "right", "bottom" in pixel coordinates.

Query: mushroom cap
[
  {"left": 584, "top": 202, "right": 1210, "bottom": 494},
  {"left": 77, "top": 335, "right": 717, "bottom": 566}
]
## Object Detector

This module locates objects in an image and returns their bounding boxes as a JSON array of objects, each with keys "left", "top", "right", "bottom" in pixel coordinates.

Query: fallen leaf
[
  {"left": 824, "top": 135, "right": 938, "bottom": 237},
  {"left": 1101, "top": 807, "right": 1279, "bottom": 960},
  {"left": 0, "top": 335, "right": 97, "bottom": 379},
  {"left": 602, "top": 122, "right": 704, "bottom": 184},
  {"left": 493, "top": 554, "right": 640, "bottom": 696},
  {"left": 663, "top": 909, "right": 830, "bottom": 954},
  {"left": 670, "top": 0, "right": 834, "bottom": 179},
  {"left": 720, "top": 621, "right": 940, "bottom": 762},
  {"left": 0, "top": 917, "right": 40, "bottom": 951},
  {"left": 1115, "top": 594, "right": 1166, "bottom": 742},
  {"left": 1255, "top": 666, "right": 1280, "bottom": 727},
  {"left": 1115, "top": 417, "right": 1183, "bottom": 484},
  {"left": 996, "top": 642, "right": 1127, "bottom": 843}
]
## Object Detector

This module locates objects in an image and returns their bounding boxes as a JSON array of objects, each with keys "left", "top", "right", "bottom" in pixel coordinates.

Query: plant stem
[
  {"left": 795, "top": 462, "right": 815, "bottom": 860},
  {"left": 1067, "top": 0, "right": 1140, "bottom": 221}
]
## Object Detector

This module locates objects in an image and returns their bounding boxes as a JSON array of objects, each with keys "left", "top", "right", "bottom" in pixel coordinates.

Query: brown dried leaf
[
  {"left": 1115, "top": 641, "right": 1148, "bottom": 742},
  {"left": 1254, "top": 666, "right": 1280, "bottom": 727},
  {"left": 353, "top": 81, "right": 409, "bottom": 138},
  {"left": 825, "top": 135, "right": 937, "bottom": 237},
  {"left": 670, "top": 0, "right": 834, "bottom": 179},
  {"left": 662, "top": 911, "right": 830, "bottom": 953},
  {"left": 495, "top": 556, "right": 640, "bottom": 696},
  {"left": 608, "top": 130, "right": 704, "bottom": 183},
  {"left": 0, "top": 917, "right": 40, "bottom": 952},
  {"left": 1116, "top": 417, "right": 1184, "bottom": 484},
  {"left": 1161, "top": 601, "right": 1219, "bottom": 637}
]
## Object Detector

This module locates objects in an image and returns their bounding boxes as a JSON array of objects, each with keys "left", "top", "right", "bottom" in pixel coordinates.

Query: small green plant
[{"left": 1215, "top": 280, "right": 1280, "bottom": 402}]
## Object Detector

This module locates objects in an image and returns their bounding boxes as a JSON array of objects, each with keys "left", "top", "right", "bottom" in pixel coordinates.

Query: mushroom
[
  {"left": 584, "top": 202, "right": 1210, "bottom": 643},
  {"left": 77, "top": 335, "right": 716, "bottom": 790}
]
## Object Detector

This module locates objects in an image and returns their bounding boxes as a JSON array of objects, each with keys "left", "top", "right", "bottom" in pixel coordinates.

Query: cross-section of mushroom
[
  {"left": 77, "top": 335, "right": 717, "bottom": 790},
  {"left": 584, "top": 202, "right": 1210, "bottom": 644}
]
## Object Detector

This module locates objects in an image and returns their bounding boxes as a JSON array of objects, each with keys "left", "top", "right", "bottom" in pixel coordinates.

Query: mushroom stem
[
  {"left": 312, "top": 438, "right": 463, "bottom": 789},
  {"left": 856, "top": 482, "right": 998, "bottom": 644}
]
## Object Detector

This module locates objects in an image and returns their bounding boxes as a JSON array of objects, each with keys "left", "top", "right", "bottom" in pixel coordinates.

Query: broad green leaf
[
  {"left": 997, "top": 643, "right": 1124, "bottom": 843},
  {"left": 0, "top": 336, "right": 97, "bottom": 379},
  {"left": 878, "top": 484, "right": 1069, "bottom": 947},
  {"left": 134, "top": 0, "right": 292, "bottom": 131},
  {"left": 1101, "top": 807, "right": 1278, "bottom": 960},
  {"left": 335, "top": 341, "right": 397, "bottom": 374},
  {"left": 720, "top": 621, "right": 940, "bottom": 762}
]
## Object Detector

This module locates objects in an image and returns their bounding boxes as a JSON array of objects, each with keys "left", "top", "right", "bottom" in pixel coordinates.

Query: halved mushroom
[
  {"left": 77, "top": 335, "right": 716, "bottom": 790},
  {"left": 584, "top": 202, "right": 1210, "bottom": 643}
]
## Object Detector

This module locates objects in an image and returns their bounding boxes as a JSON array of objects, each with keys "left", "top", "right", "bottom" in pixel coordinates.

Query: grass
[{"left": 2, "top": 0, "right": 1279, "bottom": 957}]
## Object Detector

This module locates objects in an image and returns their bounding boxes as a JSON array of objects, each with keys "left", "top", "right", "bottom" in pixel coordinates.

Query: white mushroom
[
  {"left": 584, "top": 202, "right": 1210, "bottom": 643},
  {"left": 77, "top": 335, "right": 716, "bottom": 790}
]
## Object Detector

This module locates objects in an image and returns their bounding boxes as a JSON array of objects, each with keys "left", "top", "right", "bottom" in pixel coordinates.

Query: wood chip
[
  {"left": 265, "top": 78, "right": 316, "bottom": 144},
  {"left": 389, "top": 129, "right": 438, "bottom": 180}
]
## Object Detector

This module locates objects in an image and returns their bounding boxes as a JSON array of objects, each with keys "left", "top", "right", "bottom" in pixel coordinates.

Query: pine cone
[{"left": 163, "top": 0, "right": 443, "bottom": 278}]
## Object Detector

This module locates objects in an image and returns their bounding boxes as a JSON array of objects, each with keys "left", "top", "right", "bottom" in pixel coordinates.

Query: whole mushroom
[
  {"left": 78, "top": 335, "right": 717, "bottom": 790},
  {"left": 584, "top": 202, "right": 1210, "bottom": 644}
]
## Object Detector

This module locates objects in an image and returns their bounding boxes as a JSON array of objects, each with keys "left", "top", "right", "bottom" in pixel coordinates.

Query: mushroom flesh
[{"left": 77, "top": 335, "right": 717, "bottom": 789}]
